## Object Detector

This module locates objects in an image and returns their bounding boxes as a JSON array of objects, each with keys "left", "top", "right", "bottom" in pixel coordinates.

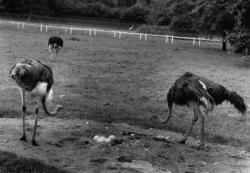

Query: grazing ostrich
[
  {"left": 160, "top": 72, "right": 247, "bottom": 149},
  {"left": 129, "top": 25, "right": 134, "bottom": 31},
  {"left": 10, "top": 59, "right": 63, "bottom": 146},
  {"left": 48, "top": 36, "right": 63, "bottom": 62}
]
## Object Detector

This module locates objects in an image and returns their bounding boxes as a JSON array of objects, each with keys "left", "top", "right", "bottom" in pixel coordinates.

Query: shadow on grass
[{"left": 0, "top": 150, "right": 70, "bottom": 173}]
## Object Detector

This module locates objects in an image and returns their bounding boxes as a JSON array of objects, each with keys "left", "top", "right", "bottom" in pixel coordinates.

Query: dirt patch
[{"left": 0, "top": 117, "right": 249, "bottom": 173}]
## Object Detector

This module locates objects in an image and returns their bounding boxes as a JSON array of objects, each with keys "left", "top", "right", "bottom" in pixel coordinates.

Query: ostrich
[
  {"left": 159, "top": 72, "right": 247, "bottom": 149},
  {"left": 128, "top": 25, "right": 134, "bottom": 31},
  {"left": 10, "top": 59, "right": 63, "bottom": 146},
  {"left": 48, "top": 36, "right": 63, "bottom": 62}
]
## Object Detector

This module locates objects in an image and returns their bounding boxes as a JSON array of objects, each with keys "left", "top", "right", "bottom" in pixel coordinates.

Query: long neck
[{"left": 41, "top": 95, "right": 62, "bottom": 116}]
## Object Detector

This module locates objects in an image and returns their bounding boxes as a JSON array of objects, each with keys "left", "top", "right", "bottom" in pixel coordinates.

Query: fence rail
[{"left": 5, "top": 20, "right": 222, "bottom": 46}]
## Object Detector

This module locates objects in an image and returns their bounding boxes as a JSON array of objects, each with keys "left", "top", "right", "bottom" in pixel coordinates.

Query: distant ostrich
[
  {"left": 48, "top": 36, "right": 63, "bottom": 62},
  {"left": 129, "top": 25, "right": 134, "bottom": 31},
  {"left": 160, "top": 72, "right": 247, "bottom": 149},
  {"left": 10, "top": 59, "right": 63, "bottom": 146}
]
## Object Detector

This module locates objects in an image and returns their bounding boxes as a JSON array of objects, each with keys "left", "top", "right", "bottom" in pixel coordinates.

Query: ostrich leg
[
  {"left": 20, "top": 89, "right": 27, "bottom": 141},
  {"left": 54, "top": 50, "right": 58, "bottom": 63},
  {"left": 31, "top": 106, "right": 39, "bottom": 146},
  {"left": 197, "top": 108, "right": 206, "bottom": 149},
  {"left": 178, "top": 102, "right": 199, "bottom": 144}
]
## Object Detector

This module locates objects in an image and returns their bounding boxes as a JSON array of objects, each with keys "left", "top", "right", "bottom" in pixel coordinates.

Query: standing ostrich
[
  {"left": 160, "top": 72, "right": 247, "bottom": 149},
  {"left": 10, "top": 59, "right": 63, "bottom": 146},
  {"left": 48, "top": 36, "right": 63, "bottom": 62}
]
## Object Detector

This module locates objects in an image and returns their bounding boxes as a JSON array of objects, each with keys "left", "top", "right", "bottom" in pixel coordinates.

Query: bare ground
[
  {"left": 0, "top": 22, "right": 250, "bottom": 172},
  {"left": 0, "top": 117, "right": 250, "bottom": 173}
]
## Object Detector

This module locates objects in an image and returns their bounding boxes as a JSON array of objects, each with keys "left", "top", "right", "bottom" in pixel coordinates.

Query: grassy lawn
[{"left": 1, "top": 22, "right": 250, "bottom": 150}]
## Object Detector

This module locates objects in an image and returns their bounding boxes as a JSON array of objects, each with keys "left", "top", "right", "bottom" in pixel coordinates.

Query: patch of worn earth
[{"left": 0, "top": 117, "right": 249, "bottom": 173}]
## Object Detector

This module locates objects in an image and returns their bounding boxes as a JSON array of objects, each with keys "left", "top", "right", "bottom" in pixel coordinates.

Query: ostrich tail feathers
[{"left": 226, "top": 91, "right": 247, "bottom": 114}]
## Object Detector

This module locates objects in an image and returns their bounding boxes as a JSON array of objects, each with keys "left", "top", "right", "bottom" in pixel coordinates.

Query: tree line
[{"left": 1, "top": 0, "right": 250, "bottom": 54}]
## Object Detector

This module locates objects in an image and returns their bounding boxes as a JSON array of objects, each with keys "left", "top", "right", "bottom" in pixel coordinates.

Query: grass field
[
  {"left": 1, "top": 23, "right": 250, "bottom": 147},
  {"left": 1, "top": 22, "right": 250, "bottom": 172}
]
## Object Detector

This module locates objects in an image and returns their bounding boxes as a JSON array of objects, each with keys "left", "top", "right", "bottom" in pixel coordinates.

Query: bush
[
  {"left": 136, "top": 25, "right": 170, "bottom": 34},
  {"left": 228, "top": 32, "right": 250, "bottom": 55},
  {"left": 82, "top": 2, "right": 120, "bottom": 18},
  {"left": 120, "top": 4, "right": 150, "bottom": 23},
  {"left": 169, "top": 14, "right": 196, "bottom": 33}
]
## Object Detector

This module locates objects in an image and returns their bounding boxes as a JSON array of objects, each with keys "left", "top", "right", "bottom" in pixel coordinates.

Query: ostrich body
[
  {"left": 48, "top": 36, "right": 63, "bottom": 62},
  {"left": 163, "top": 72, "right": 247, "bottom": 148},
  {"left": 10, "top": 59, "right": 63, "bottom": 145}
]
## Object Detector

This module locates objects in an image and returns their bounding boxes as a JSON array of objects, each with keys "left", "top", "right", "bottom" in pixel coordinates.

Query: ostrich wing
[{"left": 183, "top": 80, "right": 215, "bottom": 108}]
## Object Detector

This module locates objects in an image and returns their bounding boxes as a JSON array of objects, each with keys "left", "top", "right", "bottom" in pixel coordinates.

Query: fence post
[
  {"left": 22, "top": 23, "right": 24, "bottom": 29},
  {"left": 119, "top": 32, "right": 121, "bottom": 39},
  {"left": 140, "top": 33, "right": 142, "bottom": 40},
  {"left": 193, "top": 38, "right": 195, "bottom": 46},
  {"left": 171, "top": 35, "right": 174, "bottom": 44},
  {"left": 65, "top": 28, "right": 67, "bottom": 34},
  {"left": 113, "top": 31, "right": 116, "bottom": 38},
  {"left": 45, "top": 25, "right": 48, "bottom": 32},
  {"left": 17, "top": 22, "right": 20, "bottom": 30},
  {"left": 94, "top": 29, "right": 97, "bottom": 36},
  {"left": 145, "top": 34, "right": 147, "bottom": 41},
  {"left": 166, "top": 35, "right": 168, "bottom": 43},
  {"left": 40, "top": 24, "right": 43, "bottom": 32},
  {"left": 198, "top": 38, "right": 201, "bottom": 46},
  {"left": 89, "top": 29, "right": 92, "bottom": 36},
  {"left": 70, "top": 28, "right": 72, "bottom": 34}
]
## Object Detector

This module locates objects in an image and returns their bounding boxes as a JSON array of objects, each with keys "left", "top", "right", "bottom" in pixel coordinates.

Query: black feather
[
  {"left": 48, "top": 36, "right": 63, "bottom": 48},
  {"left": 10, "top": 60, "right": 54, "bottom": 92},
  {"left": 167, "top": 72, "right": 247, "bottom": 114},
  {"left": 225, "top": 91, "right": 247, "bottom": 114}
]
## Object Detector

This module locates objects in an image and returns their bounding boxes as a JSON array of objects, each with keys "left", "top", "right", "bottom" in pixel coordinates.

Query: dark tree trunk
[
  {"left": 28, "top": 0, "right": 34, "bottom": 21},
  {"left": 222, "top": 31, "right": 227, "bottom": 51},
  {"left": 222, "top": 41, "right": 227, "bottom": 51}
]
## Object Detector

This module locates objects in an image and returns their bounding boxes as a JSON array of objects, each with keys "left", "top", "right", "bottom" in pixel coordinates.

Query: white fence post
[
  {"left": 40, "top": 24, "right": 43, "bottom": 32},
  {"left": 5, "top": 20, "right": 222, "bottom": 47}
]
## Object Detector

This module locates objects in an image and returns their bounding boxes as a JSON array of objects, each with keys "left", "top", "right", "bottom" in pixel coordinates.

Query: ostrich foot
[
  {"left": 32, "top": 140, "right": 39, "bottom": 146},
  {"left": 150, "top": 115, "right": 168, "bottom": 124},
  {"left": 178, "top": 139, "right": 186, "bottom": 144},
  {"left": 192, "top": 143, "right": 207, "bottom": 150},
  {"left": 19, "top": 135, "right": 27, "bottom": 141}
]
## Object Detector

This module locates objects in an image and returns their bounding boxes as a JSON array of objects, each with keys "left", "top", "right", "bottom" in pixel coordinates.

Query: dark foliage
[
  {"left": 120, "top": 4, "right": 150, "bottom": 23},
  {"left": 228, "top": 32, "right": 250, "bottom": 55}
]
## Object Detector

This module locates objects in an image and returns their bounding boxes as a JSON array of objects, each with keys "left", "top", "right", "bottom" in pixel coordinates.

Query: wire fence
[{"left": 3, "top": 20, "right": 222, "bottom": 46}]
